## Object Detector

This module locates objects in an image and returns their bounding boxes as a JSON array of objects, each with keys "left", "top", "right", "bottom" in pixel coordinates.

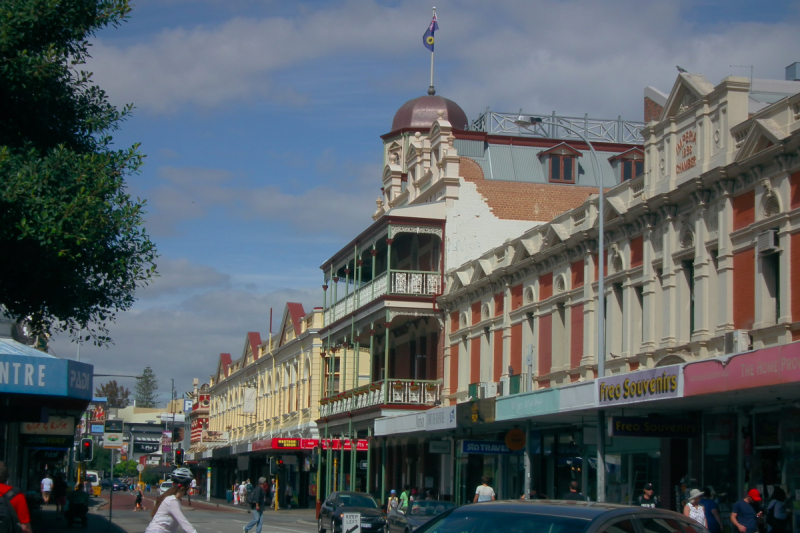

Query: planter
[
  {"left": 409, "top": 385, "right": 421, "bottom": 392},
  {"left": 425, "top": 384, "right": 437, "bottom": 391}
]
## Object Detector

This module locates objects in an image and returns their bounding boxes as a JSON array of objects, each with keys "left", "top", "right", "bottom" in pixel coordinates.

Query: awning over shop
[{"left": 0, "top": 338, "right": 93, "bottom": 401}]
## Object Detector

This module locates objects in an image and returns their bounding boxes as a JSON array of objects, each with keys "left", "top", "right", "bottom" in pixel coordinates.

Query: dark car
[
  {"left": 412, "top": 500, "right": 711, "bottom": 533},
  {"left": 319, "top": 491, "right": 387, "bottom": 533},
  {"left": 110, "top": 479, "right": 128, "bottom": 491},
  {"left": 388, "top": 501, "right": 456, "bottom": 533}
]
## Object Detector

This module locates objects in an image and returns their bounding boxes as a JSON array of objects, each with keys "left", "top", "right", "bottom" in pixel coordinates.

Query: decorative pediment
[
  {"left": 661, "top": 73, "right": 714, "bottom": 120},
  {"left": 455, "top": 270, "right": 471, "bottom": 288},
  {"left": 537, "top": 142, "right": 583, "bottom": 159},
  {"left": 607, "top": 147, "right": 645, "bottom": 162},
  {"left": 734, "top": 119, "right": 786, "bottom": 162}
]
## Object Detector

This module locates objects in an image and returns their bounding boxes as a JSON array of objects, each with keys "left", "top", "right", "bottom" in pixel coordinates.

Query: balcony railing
[
  {"left": 326, "top": 270, "right": 441, "bottom": 324},
  {"left": 318, "top": 379, "right": 442, "bottom": 418}
]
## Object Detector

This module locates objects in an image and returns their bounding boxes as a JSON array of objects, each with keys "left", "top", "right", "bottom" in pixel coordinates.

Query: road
[{"left": 98, "top": 491, "right": 320, "bottom": 533}]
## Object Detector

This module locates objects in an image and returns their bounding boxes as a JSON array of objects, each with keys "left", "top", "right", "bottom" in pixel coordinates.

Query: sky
[{"left": 50, "top": 0, "right": 800, "bottom": 403}]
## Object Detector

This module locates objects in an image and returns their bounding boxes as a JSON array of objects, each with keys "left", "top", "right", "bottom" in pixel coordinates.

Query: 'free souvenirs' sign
[
  {"left": 608, "top": 416, "right": 700, "bottom": 439},
  {"left": 598, "top": 366, "right": 680, "bottom": 406}
]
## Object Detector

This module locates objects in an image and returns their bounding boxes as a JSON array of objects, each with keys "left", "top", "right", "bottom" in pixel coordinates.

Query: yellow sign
[{"left": 505, "top": 429, "right": 526, "bottom": 451}]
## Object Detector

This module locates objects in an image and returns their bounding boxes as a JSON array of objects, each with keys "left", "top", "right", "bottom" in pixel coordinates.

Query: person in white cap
[{"left": 684, "top": 488, "right": 707, "bottom": 527}]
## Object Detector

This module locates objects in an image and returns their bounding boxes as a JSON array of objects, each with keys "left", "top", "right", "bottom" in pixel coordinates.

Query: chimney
[{"left": 786, "top": 62, "right": 800, "bottom": 81}]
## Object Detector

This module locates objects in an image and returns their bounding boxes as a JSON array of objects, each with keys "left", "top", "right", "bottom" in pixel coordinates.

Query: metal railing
[
  {"left": 318, "top": 379, "right": 442, "bottom": 417},
  {"left": 326, "top": 269, "right": 441, "bottom": 324},
  {"left": 469, "top": 111, "right": 645, "bottom": 145}
]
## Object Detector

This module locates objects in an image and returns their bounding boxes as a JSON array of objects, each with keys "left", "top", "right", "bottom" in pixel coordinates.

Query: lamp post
[{"left": 513, "top": 115, "right": 607, "bottom": 502}]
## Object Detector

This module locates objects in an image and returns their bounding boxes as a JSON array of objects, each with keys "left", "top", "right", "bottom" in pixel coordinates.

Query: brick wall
[
  {"left": 644, "top": 97, "right": 664, "bottom": 123},
  {"left": 470, "top": 337, "right": 481, "bottom": 384},
  {"left": 792, "top": 171, "right": 800, "bottom": 209},
  {"left": 733, "top": 248, "right": 755, "bottom": 330},
  {"left": 510, "top": 323, "right": 522, "bottom": 374},
  {"left": 539, "top": 313, "right": 553, "bottom": 376},
  {"left": 570, "top": 304, "right": 584, "bottom": 369},
  {"left": 571, "top": 260, "right": 584, "bottom": 288},
  {"left": 733, "top": 190, "right": 755, "bottom": 231},
  {"left": 493, "top": 330, "right": 503, "bottom": 382},
  {"left": 630, "top": 236, "right": 644, "bottom": 267},
  {"left": 511, "top": 284, "right": 523, "bottom": 310},
  {"left": 450, "top": 311, "right": 459, "bottom": 333},
  {"left": 449, "top": 343, "right": 459, "bottom": 392},
  {"left": 461, "top": 157, "right": 599, "bottom": 222},
  {"left": 540, "top": 272, "right": 553, "bottom": 300},
  {"left": 471, "top": 301, "right": 481, "bottom": 325},
  {"left": 494, "top": 292, "right": 504, "bottom": 316}
]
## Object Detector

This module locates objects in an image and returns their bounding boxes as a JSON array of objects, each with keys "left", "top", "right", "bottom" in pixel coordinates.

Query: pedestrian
[
  {"left": 65, "top": 483, "right": 90, "bottom": 527},
  {"left": 410, "top": 488, "right": 418, "bottom": 504},
  {"left": 700, "top": 487, "right": 722, "bottom": 533},
  {"left": 134, "top": 485, "right": 146, "bottom": 511},
  {"left": 399, "top": 485, "right": 410, "bottom": 510},
  {"left": 243, "top": 476, "right": 269, "bottom": 533},
  {"left": 234, "top": 481, "right": 240, "bottom": 505},
  {"left": 732, "top": 489, "right": 764, "bottom": 533},
  {"left": 190, "top": 477, "right": 197, "bottom": 496},
  {"left": 637, "top": 483, "right": 660, "bottom": 508},
  {"left": 426, "top": 488, "right": 438, "bottom": 501},
  {"left": 269, "top": 478, "right": 276, "bottom": 508},
  {"left": 0, "top": 461, "right": 32, "bottom": 533},
  {"left": 284, "top": 483, "right": 293, "bottom": 510},
  {"left": 238, "top": 481, "right": 248, "bottom": 507},
  {"left": 473, "top": 476, "right": 496, "bottom": 503},
  {"left": 766, "top": 487, "right": 788, "bottom": 533},
  {"left": 684, "top": 488, "right": 707, "bottom": 527},
  {"left": 52, "top": 472, "right": 67, "bottom": 515},
  {"left": 41, "top": 473, "right": 53, "bottom": 505},
  {"left": 388, "top": 490, "right": 399, "bottom": 510},
  {"left": 562, "top": 481, "right": 586, "bottom": 501},
  {"left": 144, "top": 467, "right": 197, "bottom": 533}
]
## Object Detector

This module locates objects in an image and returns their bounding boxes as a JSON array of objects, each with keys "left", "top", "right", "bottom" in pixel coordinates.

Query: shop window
[
  {"left": 640, "top": 518, "right": 682, "bottom": 533},
  {"left": 761, "top": 248, "right": 780, "bottom": 325},
  {"left": 549, "top": 154, "right": 576, "bottom": 183}
]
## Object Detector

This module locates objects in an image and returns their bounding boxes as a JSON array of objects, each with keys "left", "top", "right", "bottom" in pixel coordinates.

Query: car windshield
[
  {"left": 407, "top": 501, "right": 456, "bottom": 516},
  {"left": 338, "top": 494, "right": 379, "bottom": 508},
  {"left": 416, "top": 510, "right": 589, "bottom": 533},
  {"left": 86, "top": 474, "right": 97, "bottom": 482}
]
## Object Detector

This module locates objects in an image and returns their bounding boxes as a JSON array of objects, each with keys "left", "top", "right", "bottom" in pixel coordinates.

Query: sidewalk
[{"left": 30, "top": 499, "right": 127, "bottom": 533}]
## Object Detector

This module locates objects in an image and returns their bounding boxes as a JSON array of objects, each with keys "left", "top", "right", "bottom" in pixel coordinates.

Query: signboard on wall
[
  {"left": 597, "top": 366, "right": 680, "bottom": 406},
  {"left": 459, "top": 440, "right": 517, "bottom": 455},
  {"left": 21, "top": 416, "right": 75, "bottom": 435},
  {"left": 608, "top": 417, "right": 700, "bottom": 439}
]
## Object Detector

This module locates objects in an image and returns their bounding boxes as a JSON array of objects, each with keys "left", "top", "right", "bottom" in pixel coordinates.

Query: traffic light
[
  {"left": 80, "top": 438, "right": 93, "bottom": 462},
  {"left": 175, "top": 448, "right": 184, "bottom": 466}
]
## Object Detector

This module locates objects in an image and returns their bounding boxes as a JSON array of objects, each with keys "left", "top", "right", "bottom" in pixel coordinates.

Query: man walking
[
  {"left": 562, "top": 481, "right": 586, "bottom": 501},
  {"left": 731, "top": 489, "right": 763, "bottom": 533},
  {"left": 637, "top": 483, "right": 660, "bottom": 508},
  {"left": 244, "top": 477, "right": 269, "bottom": 533}
]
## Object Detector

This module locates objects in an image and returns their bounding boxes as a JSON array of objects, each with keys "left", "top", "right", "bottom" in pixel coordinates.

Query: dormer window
[
  {"left": 538, "top": 143, "right": 582, "bottom": 184},
  {"left": 608, "top": 148, "right": 645, "bottom": 182}
]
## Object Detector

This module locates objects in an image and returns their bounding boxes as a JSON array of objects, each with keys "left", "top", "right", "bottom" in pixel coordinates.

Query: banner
[
  {"left": 21, "top": 416, "right": 75, "bottom": 435},
  {"left": 243, "top": 388, "right": 256, "bottom": 415}
]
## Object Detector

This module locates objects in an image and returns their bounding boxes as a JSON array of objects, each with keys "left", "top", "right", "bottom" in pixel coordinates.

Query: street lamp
[{"left": 513, "top": 115, "right": 608, "bottom": 502}]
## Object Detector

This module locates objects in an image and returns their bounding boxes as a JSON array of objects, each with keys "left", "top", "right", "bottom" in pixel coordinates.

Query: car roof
[{"left": 450, "top": 500, "right": 678, "bottom": 521}]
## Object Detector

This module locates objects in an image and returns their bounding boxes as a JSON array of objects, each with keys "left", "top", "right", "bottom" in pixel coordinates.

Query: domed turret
[{"left": 391, "top": 94, "right": 469, "bottom": 132}]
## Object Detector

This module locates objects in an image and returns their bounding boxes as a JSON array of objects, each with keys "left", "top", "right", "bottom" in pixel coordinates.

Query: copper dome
[{"left": 391, "top": 95, "right": 469, "bottom": 132}]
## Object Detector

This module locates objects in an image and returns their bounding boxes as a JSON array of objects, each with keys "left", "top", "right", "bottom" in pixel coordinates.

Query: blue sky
[{"left": 53, "top": 0, "right": 800, "bottom": 401}]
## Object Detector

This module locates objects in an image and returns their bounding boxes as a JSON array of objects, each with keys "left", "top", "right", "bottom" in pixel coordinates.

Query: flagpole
[{"left": 429, "top": 7, "right": 436, "bottom": 96}]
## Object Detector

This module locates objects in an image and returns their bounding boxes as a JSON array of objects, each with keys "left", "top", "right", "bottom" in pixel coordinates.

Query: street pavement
[{"left": 92, "top": 490, "right": 320, "bottom": 533}]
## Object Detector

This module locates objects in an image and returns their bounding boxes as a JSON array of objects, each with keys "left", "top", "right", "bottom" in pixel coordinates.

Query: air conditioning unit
[
  {"left": 724, "top": 330, "right": 751, "bottom": 355},
  {"left": 498, "top": 376, "right": 510, "bottom": 397},
  {"left": 479, "top": 382, "right": 498, "bottom": 399},
  {"left": 757, "top": 230, "right": 779, "bottom": 254}
]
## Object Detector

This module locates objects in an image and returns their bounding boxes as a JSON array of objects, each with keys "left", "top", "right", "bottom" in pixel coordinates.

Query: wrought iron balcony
[
  {"left": 325, "top": 270, "right": 441, "bottom": 324},
  {"left": 318, "top": 379, "right": 442, "bottom": 418}
]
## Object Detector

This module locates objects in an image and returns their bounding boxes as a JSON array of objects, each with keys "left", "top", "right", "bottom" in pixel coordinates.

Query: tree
[
  {"left": 0, "top": 0, "right": 157, "bottom": 345},
  {"left": 87, "top": 443, "right": 111, "bottom": 473},
  {"left": 135, "top": 366, "right": 158, "bottom": 408},
  {"left": 95, "top": 380, "right": 131, "bottom": 408},
  {"left": 113, "top": 459, "right": 139, "bottom": 477}
]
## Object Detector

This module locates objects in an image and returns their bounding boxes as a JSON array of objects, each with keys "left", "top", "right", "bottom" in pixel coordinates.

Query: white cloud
[
  {"left": 139, "top": 257, "right": 230, "bottom": 299},
  {"left": 88, "top": 1, "right": 800, "bottom": 120}
]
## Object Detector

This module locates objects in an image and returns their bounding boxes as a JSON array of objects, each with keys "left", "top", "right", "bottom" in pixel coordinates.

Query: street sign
[
  {"left": 103, "top": 419, "right": 124, "bottom": 449},
  {"left": 136, "top": 464, "right": 144, "bottom": 472},
  {"left": 358, "top": 460, "right": 368, "bottom": 470},
  {"left": 342, "top": 513, "right": 361, "bottom": 533}
]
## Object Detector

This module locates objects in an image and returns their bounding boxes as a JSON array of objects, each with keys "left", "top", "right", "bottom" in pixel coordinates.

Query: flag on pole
[{"left": 423, "top": 13, "right": 438, "bottom": 52}]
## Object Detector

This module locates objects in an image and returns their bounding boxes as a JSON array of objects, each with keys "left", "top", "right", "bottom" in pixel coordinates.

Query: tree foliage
[
  {"left": 113, "top": 459, "right": 139, "bottom": 477},
  {"left": 0, "top": 0, "right": 157, "bottom": 345},
  {"left": 86, "top": 442, "right": 111, "bottom": 473},
  {"left": 134, "top": 366, "right": 158, "bottom": 408},
  {"left": 95, "top": 380, "right": 131, "bottom": 408}
]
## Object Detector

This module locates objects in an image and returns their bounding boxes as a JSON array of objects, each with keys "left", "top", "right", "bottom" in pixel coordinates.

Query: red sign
[
  {"left": 321, "top": 439, "right": 369, "bottom": 451},
  {"left": 249, "top": 438, "right": 370, "bottom": 451},
  {"left": 684, "top": 342, "right": 800, "bottom": 396}
]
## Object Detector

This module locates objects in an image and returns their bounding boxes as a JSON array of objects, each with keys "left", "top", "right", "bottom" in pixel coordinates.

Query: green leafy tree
[
  {"left": 135, "top": 366, "right": 158, "bottom": 408},
  {"left": 86, "top": 443, "right": 111, "bottom": 473},
  {"left": 95, "top": 380, "right": 131, "bottom": 408},
  {"left": 113, "top": 459, "right": 139, "bottom": 477},
  {"left": 0, "top": 0, "right": 157, "bottom": 345}
]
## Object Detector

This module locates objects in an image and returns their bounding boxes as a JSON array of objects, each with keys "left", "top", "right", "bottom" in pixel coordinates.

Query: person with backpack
[
  {"left": 0, "top": 461, "right": 31, "bottom": 533},
  {"left": 243, "top": 477, "right": 269, "bottom": 533},
  {"left": 766, "top": 487, "right": 789, "bottom": 533}
]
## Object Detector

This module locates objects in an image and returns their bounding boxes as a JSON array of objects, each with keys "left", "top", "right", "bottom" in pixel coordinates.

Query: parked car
[
  {"left": 388, "top": 501, "right": 456, "bottom": 533},
  {"left": 110, "top": 479, "right": 128, "bottom": 491},
  {"left": 318, "top": 491, "right": 387, "bottom": 533},
  {"left": 159, "top": 481, "right": 173, "bottom": 496},
  {"left": 412, "top": 500, "right": 711, "bottom": 533}
]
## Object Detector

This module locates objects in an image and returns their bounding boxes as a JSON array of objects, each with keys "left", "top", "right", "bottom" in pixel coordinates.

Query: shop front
[{"left": 0, "top": 338, "right": 93, "bottom": 489}]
